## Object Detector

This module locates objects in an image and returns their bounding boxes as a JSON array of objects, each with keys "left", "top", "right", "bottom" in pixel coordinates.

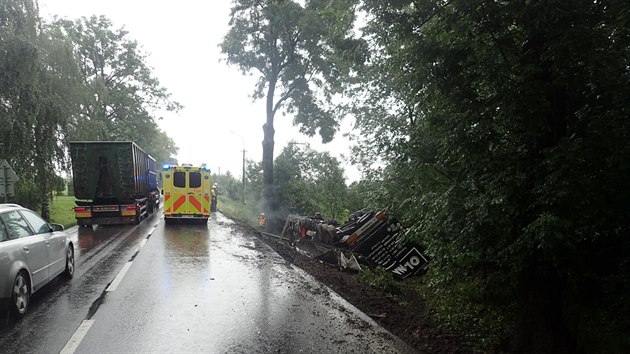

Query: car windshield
[
  {"left": 0, "top": 211, "right": 33, "bottom": 239},
  {"left": 20, "top": 210, "right": 50, "bottom": 234}
]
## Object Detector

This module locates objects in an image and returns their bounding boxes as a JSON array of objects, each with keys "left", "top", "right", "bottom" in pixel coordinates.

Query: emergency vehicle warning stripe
[
  {"left": 189, "top": 195, "right": 201, "bottom": 213},
  {"left": 204, "top": 195, "right": 209, "bottom": 202},
  {"left": 164, "top": 194, "right": 172, "bottom": 213},
  {"left": 173, "top": 196, "right": 186, "bottom": 212}
]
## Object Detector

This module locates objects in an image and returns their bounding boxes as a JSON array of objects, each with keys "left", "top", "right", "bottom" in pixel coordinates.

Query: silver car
[{"left": 0, "top": 204, "right": 74, "bottom": 316}]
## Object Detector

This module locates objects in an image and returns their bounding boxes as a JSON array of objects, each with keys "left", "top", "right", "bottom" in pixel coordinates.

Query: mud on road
[{"left": 223, "top": 217, "right": 470, "bottom": 354}]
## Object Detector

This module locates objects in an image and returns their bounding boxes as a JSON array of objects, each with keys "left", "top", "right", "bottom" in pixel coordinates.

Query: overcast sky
[{"left": 38, "top": 0, "right": 360, "bottom": 182}]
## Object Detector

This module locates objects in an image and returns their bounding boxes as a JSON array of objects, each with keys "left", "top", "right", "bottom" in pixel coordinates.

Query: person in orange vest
[{"left": 258, "top": 213, "right": 266, "bottom": 229}]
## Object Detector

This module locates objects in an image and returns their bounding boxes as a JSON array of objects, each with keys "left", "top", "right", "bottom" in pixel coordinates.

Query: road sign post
[{"left": 0, "top": 160, "right": 19, "bottom": 203}]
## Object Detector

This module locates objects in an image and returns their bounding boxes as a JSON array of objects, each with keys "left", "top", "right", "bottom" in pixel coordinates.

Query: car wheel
[
  {"left": 11, "top": 271, "right": 30, "bottom": 316},
  {"left": 64, "top": 245, "right": 75, "bottom": 279}
]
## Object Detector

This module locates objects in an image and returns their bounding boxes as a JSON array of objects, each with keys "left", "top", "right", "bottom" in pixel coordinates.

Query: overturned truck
[{"left": 281, "top": 210, "right": 429, "bottom": 279}]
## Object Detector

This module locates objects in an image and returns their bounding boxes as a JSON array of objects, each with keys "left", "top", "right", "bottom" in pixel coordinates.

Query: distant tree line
[
  {"left": 0, "top": 0, "right": 179, "bottom": 219},
  {"left": 216, "top": 142, "right": 367, "bottom": 225}
]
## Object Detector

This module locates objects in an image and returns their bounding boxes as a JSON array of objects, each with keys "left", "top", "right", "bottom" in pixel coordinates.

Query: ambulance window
[
  {"left": 189, "top": 172, "right": 201, "bottom": 188},
  {"left": 174, "top": 172, "right": 186, "bottom": 187}
]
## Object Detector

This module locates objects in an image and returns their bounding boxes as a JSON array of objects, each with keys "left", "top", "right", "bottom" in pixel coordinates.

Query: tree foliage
[
  {"left": 356, "top": 0, "right": 630, "bottom": 351},
  {"left": 0, "top": 3, "right": 179, "bottom": 217},
  {"left": 0, "top": 0, "right": 81, "bottom": 218},
  {"left": 221, "top": 0, "right": 365, "bottom": 222},
  {"left": 52, "top": 15, "right": 180, "bottom": 164},
  {"left": 274, "top": 143, "right": 347, "bottom": 219}
]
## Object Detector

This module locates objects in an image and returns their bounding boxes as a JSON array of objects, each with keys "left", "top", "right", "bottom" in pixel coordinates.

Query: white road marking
[
  {"left": 106, "top": 262, "right": 133, "bottom": 292},
  {"left": 60, "top": 320, "right": 95, "bottom": 354},
  {"left": 139, "top": 238, "right": 147, "bottom": 249}
]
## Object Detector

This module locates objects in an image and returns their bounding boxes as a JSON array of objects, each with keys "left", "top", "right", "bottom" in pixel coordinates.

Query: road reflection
[
  {"left": 160, "top": 222, "right": 211, "bottom": 297},
  {"left": 76, "top": 225, "right": 128, "bottom": 256},
  {"left": 163, "top": 223, "right": 209, "bottom": 259}
]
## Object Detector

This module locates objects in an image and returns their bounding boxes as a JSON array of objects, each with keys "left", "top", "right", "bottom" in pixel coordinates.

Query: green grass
[
  {"left": 50, "top": 195, "right": 77, "bottom": 228},
  {"left": 358, "top": 266, "right": 403, "bottom": 298},
  {"left": 217, "top": 195, "right": 259, "bottom": 228}
]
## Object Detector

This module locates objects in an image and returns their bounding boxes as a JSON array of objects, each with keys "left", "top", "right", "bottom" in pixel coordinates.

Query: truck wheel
[{"left": 11, "top": 271, "right": 30, "bottom": 317}]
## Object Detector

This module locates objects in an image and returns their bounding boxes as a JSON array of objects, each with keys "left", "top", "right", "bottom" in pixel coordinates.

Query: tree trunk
[
  {"left": 262, "top": 76, "right": 277, "bottom": 231},
  {"left": 262, "top": 122, "right": 275, "bottom": 221},
  {"left": 513, "top": 260, "right": 574, "bottom": 353},
  {"left": 35, "top": 124, "right": 51, "bottom": 221}
]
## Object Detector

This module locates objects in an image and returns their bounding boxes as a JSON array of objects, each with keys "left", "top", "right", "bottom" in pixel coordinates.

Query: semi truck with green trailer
[{"left": 70, "top": 141, "right": 160, "bottom": 226}]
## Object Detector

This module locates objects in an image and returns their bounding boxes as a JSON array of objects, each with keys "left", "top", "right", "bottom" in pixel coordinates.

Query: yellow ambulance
[{"left": 162, "top": 164, "right": 213, "bottom": 223}]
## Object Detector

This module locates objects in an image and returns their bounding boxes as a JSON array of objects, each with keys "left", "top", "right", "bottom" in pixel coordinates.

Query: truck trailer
[{"left": 70, "top": 141, "right": 160, "bottom": 226}]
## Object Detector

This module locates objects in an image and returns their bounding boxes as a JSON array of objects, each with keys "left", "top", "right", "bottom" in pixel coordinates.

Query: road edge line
[
  {"left": 106, "top": 261, "right": 133, "bottom": 292},
  {"left": 59, "top": 319, "right": 95, "bottom": 354}
]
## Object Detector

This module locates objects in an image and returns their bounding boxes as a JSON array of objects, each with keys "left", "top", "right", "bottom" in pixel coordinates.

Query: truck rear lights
[
  {"left": 125, "top": 205, "right": 137, "bottom": 210},
  {"left": 74, "top": 207, "right": 87, "bottom": 212}
]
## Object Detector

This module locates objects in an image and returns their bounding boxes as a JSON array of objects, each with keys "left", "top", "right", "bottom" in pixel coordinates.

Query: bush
[{"left": 358, "top": 266, "right": 402, "bottom": 297}]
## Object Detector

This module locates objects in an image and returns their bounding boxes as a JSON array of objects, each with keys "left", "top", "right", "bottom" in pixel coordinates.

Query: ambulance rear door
[
  {"left": 170, "top": 168, "right": 190, "bottom": 215},
  {"left": 186, "top": 169, "right": 204, "bottom": 216}
]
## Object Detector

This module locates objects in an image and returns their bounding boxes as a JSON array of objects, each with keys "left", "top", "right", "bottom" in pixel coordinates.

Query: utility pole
[
  {"left": 242, "top": 148, "right": 246, "bottom": 204},
  {"left": 230, "top": 131, "right": 246, "bottom": 204}
]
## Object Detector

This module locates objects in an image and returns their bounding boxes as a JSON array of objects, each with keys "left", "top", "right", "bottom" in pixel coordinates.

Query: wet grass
[
  {"left": 50, "top": 195, "right": 76, "bottom": 228},
  {"left": 217, "top": 195, "right": 258, "bottom": 228}
]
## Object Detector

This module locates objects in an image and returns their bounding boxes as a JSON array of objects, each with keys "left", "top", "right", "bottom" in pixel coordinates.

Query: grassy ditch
[
  {"left": 357, "top": 266, "right": 403, "bottom": 299},
  {"left": 216, "top": 195, "right": 260, "bottom": 228},
  {"left": 50, "top": 195, "right": 76, "bottom": 228}
]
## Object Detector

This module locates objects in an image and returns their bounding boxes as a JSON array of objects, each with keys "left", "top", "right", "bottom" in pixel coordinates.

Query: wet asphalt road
[{"left": 0, "top": 212, "right": 415, "bottom": 353}]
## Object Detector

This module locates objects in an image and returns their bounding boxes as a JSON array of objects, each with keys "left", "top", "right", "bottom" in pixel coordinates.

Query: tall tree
[
  {"left": 221, "top": 0, "right": 365, "bottom": 224},
  {"left": 0, "top": 0, "right": 40, "bottom": 177},
  {"left": 358, "top": 0, "right": 630, "bottom": 351},
  {"left": 0, "top": 0, "right": 81, "bottom": 218},
  {"left": 52, "top": 16, "right": 180, "bottom": 163}
]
